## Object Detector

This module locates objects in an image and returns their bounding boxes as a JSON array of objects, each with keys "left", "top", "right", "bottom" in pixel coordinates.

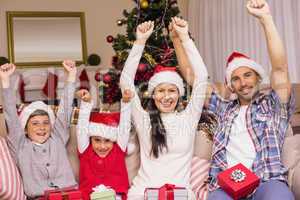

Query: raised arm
[
  {"left": 0, "top": 63, "right": 24, "bottom": 153},
  {"left": 119, "top": 21, "right": 154, "bottom": 92},
  {"left": 169, "top": 23, "right": 195, "bottom": 86},
  {"left": 52, "top": 60, "right": 77, "bottom": 144},
  {"left": 247, "top": 0, "right": 291, "bottom": 102},
  {"left": 117, "top": 89, "right": 133, "bottom": 152},
  {"left": 76, "top": 89, "right": 92, "bottom": 153},
  {"left": 119, "top": 21, "right": 154, "bottom": 125},
  {"left": 170, "top": 21, "right": 217, "bottom": 103},
  {"left": 171, "top": 17, "right": 208, "bottom": 119}
]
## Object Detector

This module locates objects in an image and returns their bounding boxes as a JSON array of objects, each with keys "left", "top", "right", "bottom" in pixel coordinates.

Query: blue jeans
[{"left": 207, "top": 180, "right": 295, "bottom": 200}]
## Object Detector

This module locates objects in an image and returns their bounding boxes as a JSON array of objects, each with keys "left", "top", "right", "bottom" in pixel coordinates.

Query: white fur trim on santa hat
[
  {"left": 19, "top": 101, "right": 56, "bottom": 130},
  {"left": 148, "top": 71, "right": 184, "bottom": 96},
  {"left": 226, "top": 57, "right": 266, "bottom": 88},
  {"left": 88, "top": 122, "right": 118, "bottom": 141}
]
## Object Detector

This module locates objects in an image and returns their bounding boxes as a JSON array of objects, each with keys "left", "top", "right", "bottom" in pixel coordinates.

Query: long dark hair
[
  {"left": 145, "top": 95, "right": 183, "bottom": 158},
  {"left": 146, "top": 98, "right": 168, "bottom": 158}
]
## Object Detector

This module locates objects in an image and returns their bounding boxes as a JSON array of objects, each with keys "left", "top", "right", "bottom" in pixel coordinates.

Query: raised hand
[
  {"left": 136, "top": 21, "right": 154, "bottom": 44},
  {"left": 0, "top": 63, "right": 16, "bottom": 80},
  {"left": 122, "top": 89, "right": 134, "bottom": 103},
  {"left": 0, "top": 63, "right": 16, "bottom": 88},
  {"left": 168, "top": 21, "right": 180, "bottom": 41},
  {"left": 246, "top": 0, "right": 271, "bottom": 19},
  {"left": 76, "top": 89, "right": 91, "bottom": 102},
  {"left": 62, "top": 60, "right": 77, "bottom": 82},
  {"left": 171, "top": 17, "right": 189, "bottom": 42}
]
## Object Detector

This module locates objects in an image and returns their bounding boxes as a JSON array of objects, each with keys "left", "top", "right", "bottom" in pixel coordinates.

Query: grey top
[{"left": 3, "top": 82, "right": 77, "bottom": 197}]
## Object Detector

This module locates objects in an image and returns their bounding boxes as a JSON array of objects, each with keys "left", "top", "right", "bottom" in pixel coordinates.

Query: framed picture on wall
[{"left": 6, "top": 11, "right": 88, "bottom": 67}]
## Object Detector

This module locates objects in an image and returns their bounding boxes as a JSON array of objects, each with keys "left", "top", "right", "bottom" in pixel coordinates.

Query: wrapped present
[
  {"left": 90, "top": 185, "right": 116, "bottom": 200},
  {"left": 217, "top": 163, "right": 260, "bottom": 200},
  {"left": 42, "top": 186, "right": 82, "bottom": 200},
  {"left": 144, "top": 184, "right": 188, "bottom": 200}
]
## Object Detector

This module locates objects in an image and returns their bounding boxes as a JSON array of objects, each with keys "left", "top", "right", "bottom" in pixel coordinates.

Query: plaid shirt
[{"left": 207, "top": 89, "right": 295, "bottom": 192}]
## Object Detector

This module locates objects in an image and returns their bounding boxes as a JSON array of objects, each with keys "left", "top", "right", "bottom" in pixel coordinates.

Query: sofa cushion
[
  {"left": 293, "top": 84, "right": 300, "bottom": 114},
  {"left": 292, "top": 163, "right": 300, "bottom": 200},
  {"left": 125, "top": 132, "right": 140, "bottom": 183},
  {"left": 0, "top": 137, "right": 26, "bottom": 200},
  {"left": 194, "top": 130, "right": 213, "bottom": 160}
]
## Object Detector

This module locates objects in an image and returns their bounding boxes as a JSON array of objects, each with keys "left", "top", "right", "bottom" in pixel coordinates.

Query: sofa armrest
[{"left": 291, "top": 162, "right": 300, "bottom": 200}]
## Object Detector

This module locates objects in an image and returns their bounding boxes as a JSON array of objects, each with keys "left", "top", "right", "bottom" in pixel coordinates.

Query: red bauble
[
  {"left": 111, "top": 56, "right": 118, "bottom": 66},
  {"left": 103, "top": 74, "right": 112, "bottom": 84},
  {"left": 106, "top": 35, "right": 114, "bottom": 43},
  {"left": 94, "top": 72, "right": 101, "bottom": 82},
  {"left": 138, "top": 63, "right": 147, "bottom": 72}
]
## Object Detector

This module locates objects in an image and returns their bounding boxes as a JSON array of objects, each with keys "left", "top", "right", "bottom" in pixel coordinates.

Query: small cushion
[
  {"left": 292, "top": 163, "right": 300, "bottom": 200},
  {"left": 0, "top": 137, "right": 26, "bottom": 200},
  {"left": 190, "top": 157, "right": 210, "bottom": 200}
]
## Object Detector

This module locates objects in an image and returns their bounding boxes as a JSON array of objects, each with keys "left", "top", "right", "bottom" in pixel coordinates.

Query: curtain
[{"left": 188, "top": 0, "right": 300, "bottom": 83}]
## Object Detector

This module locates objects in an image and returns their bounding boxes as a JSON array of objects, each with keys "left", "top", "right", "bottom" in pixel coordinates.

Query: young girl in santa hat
[
  {"left": 119, "top": 17, "right": 208, "bottom": 199},
  {"left": 0, "top": 61, "right": 77, "bottom": 199},
  {"left": 76, "top": 89, "right": 133, "bottom": 200}
]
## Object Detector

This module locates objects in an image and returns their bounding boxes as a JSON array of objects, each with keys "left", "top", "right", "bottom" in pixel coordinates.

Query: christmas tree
[{"left": 95, "top": 0, "right": 181, "bottom": 105}]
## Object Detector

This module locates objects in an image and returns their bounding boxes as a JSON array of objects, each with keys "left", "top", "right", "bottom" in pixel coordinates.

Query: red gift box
[
  {"left": 217, "top": 163, "right": 260, "bottom": 200},
  {"left": 40, "top": 186, "right": 82, "bottom": 200},
  {"left": 144, "top": 184, "right": 188, "bottom": 200}
]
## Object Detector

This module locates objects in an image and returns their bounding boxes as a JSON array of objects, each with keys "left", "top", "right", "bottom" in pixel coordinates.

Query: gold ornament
[
  {"left": 117, "top": 19, "right": 123, "bottom": 26},
  {"left": 143, "top": 91, "right": 149, "bottom": 98},
  {"left": 140, "top": 0, "right": 149, "bottom": 9},
  {"left": 126, "top": 40, "right": 134, "bottom": 45},
  {"left": 116, "top": 50, "right": 129, "bottom": 61},
  {"left": 143, "top": 53, "right": 156, "bottom": 66}
]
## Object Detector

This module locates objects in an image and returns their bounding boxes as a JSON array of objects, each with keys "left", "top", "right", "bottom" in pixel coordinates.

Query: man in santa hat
[{"left": 175, "top": 0, "right": 295, "bottom": 199}]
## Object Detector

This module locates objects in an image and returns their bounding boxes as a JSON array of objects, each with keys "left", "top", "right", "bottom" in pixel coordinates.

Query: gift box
[
  {"left": 144, "top": 184, "right": 188, "bottom": 200},
  {"left": 42, "top": 186, "right": 82, "bottom": 200},
  {"left": 217, "top": 163, "right": 260, "bottom": 200},
  {"left": 90, "top": 185, "right": 116, "bottom": 200},
  {"left": 90, "top": 190, "right": 116, "bottom": 200}
]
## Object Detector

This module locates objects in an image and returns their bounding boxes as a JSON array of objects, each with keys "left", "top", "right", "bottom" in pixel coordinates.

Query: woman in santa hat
[
  {"left": 119, "top": 17, "right": 208, "bottom": 199},
  {"left": 76, "top": 89, "right": 133, "bottom": 200},
  {"left": 0, "top": 61, "right": 77, "bottom": 199}
]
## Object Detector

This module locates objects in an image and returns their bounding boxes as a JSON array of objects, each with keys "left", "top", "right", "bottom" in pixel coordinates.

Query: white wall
[
  {"left": 0, "top": 0, "right": 188, "bottom": 104},
  {"left": 0, "top": 0, "right": 188, "bottom": 67}
]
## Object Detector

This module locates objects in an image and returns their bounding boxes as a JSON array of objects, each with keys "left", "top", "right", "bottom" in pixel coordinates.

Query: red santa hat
[
  {"left": 19, "top": 101, "right": 56, "bottom": 130},
  {"left": 148, "top": 65, "right": 184, "bottom": 96},
  {"left": 88, "top": 112, "right": 120, "bottom": 141},
  {"left": 226, "top": 51, "right": 266, "bottom": 89}
]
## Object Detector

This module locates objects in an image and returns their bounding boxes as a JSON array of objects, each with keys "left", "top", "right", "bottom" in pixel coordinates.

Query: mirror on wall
[{"left": 6, "top": 11, "right": 87, "bottom": 67}]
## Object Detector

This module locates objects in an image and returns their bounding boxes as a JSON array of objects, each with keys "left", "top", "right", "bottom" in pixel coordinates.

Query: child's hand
[
  {"left": 136, "top": 21, "right": 154, "bottom": 44},
  {"left": 122, "top": 89, "right": 134, "bottom": 103},
  {"left": 168, "top": 21, "right": 179, "bottom": 41},
  {"left": 76, "top": 89, "right": 91, "bottom": 102},
  {"left": 63, "top": 60, "right": 77, "bottom": 82},
  {"left": 0, "top": 63, "right": 16, "bottom": 88},
  {"left": 171, "top": 17, "right": 189, "bottom": 42}
]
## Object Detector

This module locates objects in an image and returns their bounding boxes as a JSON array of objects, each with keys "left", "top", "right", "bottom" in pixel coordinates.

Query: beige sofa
[
  {"left": 0, "top": 110, "right": 299, "bottom": 200},
  {"left": 69, "top": 122, "right": 300, "bottom": 199}
]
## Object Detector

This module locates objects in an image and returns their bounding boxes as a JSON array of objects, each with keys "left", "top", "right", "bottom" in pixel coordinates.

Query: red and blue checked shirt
[{"left": 207, "top": 89, "right": 295, "bottom": 192}]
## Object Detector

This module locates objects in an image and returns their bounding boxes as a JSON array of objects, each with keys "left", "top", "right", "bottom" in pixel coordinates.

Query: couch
[{"left": 0, "top": 85, "right": 300, "bottom": 199}]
